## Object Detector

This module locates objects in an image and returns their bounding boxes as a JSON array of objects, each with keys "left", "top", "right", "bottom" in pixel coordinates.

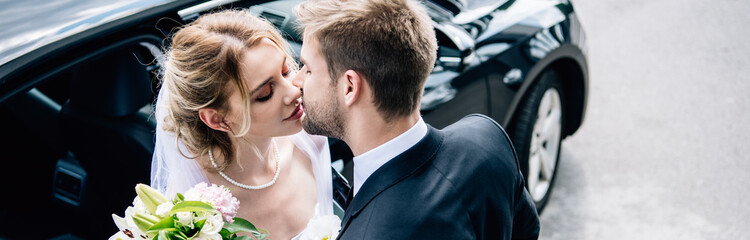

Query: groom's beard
[{"left": 302, "top": 94, "right": 345, "bottom": 140}]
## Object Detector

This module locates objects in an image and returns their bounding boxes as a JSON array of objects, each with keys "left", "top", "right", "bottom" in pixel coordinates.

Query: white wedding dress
[{"left": 149, "top": 86, "right": 335, "bottom": 240}]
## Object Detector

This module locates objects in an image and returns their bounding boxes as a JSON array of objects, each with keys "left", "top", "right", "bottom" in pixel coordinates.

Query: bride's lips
[{"left": 284, "top": 103, "right": 304, "bottom": 121}]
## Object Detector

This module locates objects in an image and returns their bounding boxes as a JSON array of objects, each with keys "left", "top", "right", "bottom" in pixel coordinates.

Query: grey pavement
[{"left": 539, "top": 0, "right": 750, "bottom": 239}]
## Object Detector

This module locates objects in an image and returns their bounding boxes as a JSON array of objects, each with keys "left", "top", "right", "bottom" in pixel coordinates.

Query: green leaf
[
  {"left": 156, "top": 231, "right": 172, "bottom": 240},
  {"left": 251, "top": 231, "right": 269, "bottom": 240},
  {"left": 156, "top": 230, "right": 187, "bottom": 240},
  {"left": 194, "top": 218, "right": 206, "bottom": 230},
  {"left": 136, "top": 184, "right": 169, "bottom": 214},
  {"left": 170, "top": 201, "right": 218, "bottom": 215},
  {"left": 223, "top": 217, "right": 260, "bottom": 234},
  {"left": 174, "top": 193, "right": 185, "bottom": 203},
  {"left": 232, "top": 236, "right": 256, "bottom": 240},
  {"left": 148, "top": 216, "right": 177, "bottom": 232},
  {"left": 219, "top": 228, "right": 232, "bottom": 239},
  {"left": 174, "top": 231, "right": 188, "bottom": 240},
  {"left": 132, "top": 213, "right": 158, "bottom": 233}
]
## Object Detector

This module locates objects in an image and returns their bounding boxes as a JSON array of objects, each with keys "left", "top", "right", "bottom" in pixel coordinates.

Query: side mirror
[{"left": 433, "top": 23, "right": 475, "bottom": 73}]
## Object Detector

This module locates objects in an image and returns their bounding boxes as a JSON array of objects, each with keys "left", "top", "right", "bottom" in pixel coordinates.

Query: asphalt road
[{"left": 539, "top": 0, "right": 750, "bottom": 239}]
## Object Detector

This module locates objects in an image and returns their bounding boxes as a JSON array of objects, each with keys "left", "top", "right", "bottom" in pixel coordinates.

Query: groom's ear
[
  {"left": 343, "top": 69, "right": 363, "bottom": 106},
  {"left": 198, "top": 108, "right": 230, "bottom": 132}
]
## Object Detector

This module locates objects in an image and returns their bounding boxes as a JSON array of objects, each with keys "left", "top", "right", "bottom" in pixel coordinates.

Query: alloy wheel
[{"left": 527, "top": 88, "right": 562, "bottom": 201}]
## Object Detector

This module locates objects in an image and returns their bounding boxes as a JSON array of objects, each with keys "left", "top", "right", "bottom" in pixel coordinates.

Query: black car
[{"left": 0, "top": 0, "right": 587, "bottom": 239}]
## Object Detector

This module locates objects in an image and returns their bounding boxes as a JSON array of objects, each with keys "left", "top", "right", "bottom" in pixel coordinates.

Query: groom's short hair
[{"left": 294, "top": 0, "right": 437, "bottom": 121}]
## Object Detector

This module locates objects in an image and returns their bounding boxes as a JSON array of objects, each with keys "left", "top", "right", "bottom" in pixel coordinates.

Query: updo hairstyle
[{"left": 159, "top": 9, "right": 297, "bottom": 170}]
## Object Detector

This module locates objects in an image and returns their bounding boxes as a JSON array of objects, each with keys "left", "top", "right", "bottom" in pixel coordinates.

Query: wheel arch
[
  {"left": 503, "top": 43, "right": 588, "bottom": 138},
  {"left": 549, "top": 56, "right": 587, "bottom": 137}
]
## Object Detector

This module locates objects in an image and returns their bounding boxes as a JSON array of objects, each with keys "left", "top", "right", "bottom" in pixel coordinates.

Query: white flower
[
  {"left": 132, "top": 197, "right": 149, "bottom": 215},
  {"left": 195, "top": 231, "right": 223, "bottom": 240},
  {"left": 155, "top": 202, "right": 174, "bottom": 218},
  {"left": 299, "top": 215, "right": 341, "bottom": 240},
  {"left": 200, "top": 214, "right": 224, "bottom": 235},
  {"left": 124, "top": 207, "right": 150, "bottom": 237},
  {"left": 111, "top": 208, "right": 150, "bottom": 239},
  {"left": 124, "top": 207, "right": 139, "bottom": 230},
  {"left": 108, "top": 230, "right": 130, "bottom": 240},
  {"left": 176, "top": 211, "right": 194, "bottom": 228},
  {"left": 182, "top": 183, "right": 203, "bottom": 201}
]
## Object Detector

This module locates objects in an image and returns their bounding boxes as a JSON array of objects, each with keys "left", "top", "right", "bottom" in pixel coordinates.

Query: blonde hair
[
  {"left": 294, "top": 0, "right": 437, "bottom": 121},
  {"left": 160, "top": 9, "right": 297, "bottom": 170}
]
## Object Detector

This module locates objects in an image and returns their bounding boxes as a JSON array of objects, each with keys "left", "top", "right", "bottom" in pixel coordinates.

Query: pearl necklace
[{"left": 208, "top": 139, "right": 280, "bottom": 190}]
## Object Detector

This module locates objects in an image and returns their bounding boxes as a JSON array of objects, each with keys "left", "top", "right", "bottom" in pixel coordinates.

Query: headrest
[{"left": 69, "top": 46, "right": 153, "bottom": 118}]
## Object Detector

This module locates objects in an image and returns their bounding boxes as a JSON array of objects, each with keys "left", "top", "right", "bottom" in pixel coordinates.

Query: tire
[{"left": 511, "top": 70, "right": 564, "bottom": 213}]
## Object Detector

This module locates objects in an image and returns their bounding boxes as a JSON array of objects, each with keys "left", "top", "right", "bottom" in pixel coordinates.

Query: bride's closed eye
[
  {"left": 257, "top": 64, "right": 291, "bottom": 102},
  {"left": 256, "top": 83, "right": 274, "bottom": 102}
]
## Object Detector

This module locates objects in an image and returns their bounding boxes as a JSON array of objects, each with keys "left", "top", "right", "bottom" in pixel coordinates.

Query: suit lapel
[{"left": 338, "top": 126, "right": 444, "bottom": 236}]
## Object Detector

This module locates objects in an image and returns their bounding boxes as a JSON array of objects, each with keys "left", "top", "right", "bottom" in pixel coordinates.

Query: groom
[{"left": 291, "top": 0, "right": 540, "bottom": 239}]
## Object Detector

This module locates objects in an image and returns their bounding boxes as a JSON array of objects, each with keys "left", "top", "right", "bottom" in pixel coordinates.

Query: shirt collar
[{"left": 352, "top": 117, "right": 428, "bottom": 196}]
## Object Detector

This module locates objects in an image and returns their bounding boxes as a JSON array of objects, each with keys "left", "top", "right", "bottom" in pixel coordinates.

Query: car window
[{"left": 0, "top": 0, "right": 175, "bottom": 67}]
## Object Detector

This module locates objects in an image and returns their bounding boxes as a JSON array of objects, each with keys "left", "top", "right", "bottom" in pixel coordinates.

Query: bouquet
[{"left": 110, "top": 183, "right": 268, "bottom": 240}]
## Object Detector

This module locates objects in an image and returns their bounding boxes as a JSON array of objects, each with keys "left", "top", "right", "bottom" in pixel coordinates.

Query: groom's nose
[{"left": 291, "top": 71, "right": 304, "bottom": 89}]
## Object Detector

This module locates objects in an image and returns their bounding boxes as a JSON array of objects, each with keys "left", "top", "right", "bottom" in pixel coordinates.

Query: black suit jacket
[{"left": 338, "top": 114, "right": 540, "bottom": 239}]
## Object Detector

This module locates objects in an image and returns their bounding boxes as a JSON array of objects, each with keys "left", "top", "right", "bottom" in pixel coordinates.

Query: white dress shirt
[{"left": 352, "top": 117, "right": 428, "bottom": 196}]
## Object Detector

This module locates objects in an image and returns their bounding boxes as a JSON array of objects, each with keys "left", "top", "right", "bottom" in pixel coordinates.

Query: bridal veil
[{"left": 150, "top": 83, "right": 209, "bottom": 198}]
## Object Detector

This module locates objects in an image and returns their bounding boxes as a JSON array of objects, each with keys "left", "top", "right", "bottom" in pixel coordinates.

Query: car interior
[{"left": 0, "top": 36, "right": 163, "bottom": 239}]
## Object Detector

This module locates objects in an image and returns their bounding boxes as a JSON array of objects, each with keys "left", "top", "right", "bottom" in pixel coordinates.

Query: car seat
[{"left": 58, "top": 44, "right": 156, "bottom": 239}]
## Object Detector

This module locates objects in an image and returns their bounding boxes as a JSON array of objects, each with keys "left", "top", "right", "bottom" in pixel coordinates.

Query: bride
[{"left": 150, "top": 9, "right": 334, "bottom": 240}]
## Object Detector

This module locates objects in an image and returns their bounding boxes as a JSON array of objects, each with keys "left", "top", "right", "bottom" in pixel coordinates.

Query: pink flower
[{"left": 184, "top": 182, "right": 240, "bottom": 223}]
